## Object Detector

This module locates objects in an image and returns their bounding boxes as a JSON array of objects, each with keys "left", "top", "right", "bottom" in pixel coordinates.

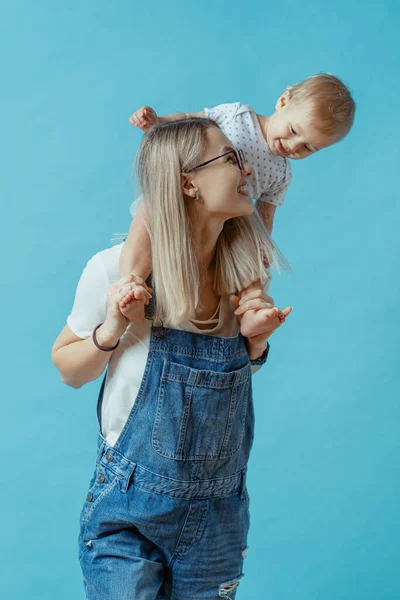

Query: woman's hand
[
  {"left": 129, "top": 106, "right": 158, "bottom": 131},
  {"left": 118, "top": 274, "right": 152, "bottom": 322},
  {"left": 95, "top": 276, "right": 131, "bottom": 346},
  {"left": 96, "top": 275, "right": 151, "bottom": 347},
  {"left": 230, "top": 289, "right": 292, "bottom": 346}
]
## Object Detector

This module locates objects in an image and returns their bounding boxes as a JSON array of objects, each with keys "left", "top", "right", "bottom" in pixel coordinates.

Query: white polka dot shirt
[{"left": 204, "top": 102, "right": 292, "bottom": 206}]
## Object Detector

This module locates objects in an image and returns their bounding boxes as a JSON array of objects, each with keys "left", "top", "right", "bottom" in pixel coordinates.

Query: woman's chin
[{"left": 237, "top": 195, "right": 255, "bottom": 215}]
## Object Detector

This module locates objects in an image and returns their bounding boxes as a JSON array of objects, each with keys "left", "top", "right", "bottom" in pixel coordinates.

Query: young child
[{"left": 121, "top": 73, "right": 355, "bottom": 335}]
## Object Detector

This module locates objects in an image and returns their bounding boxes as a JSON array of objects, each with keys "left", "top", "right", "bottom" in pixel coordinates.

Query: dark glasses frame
[{"left": 182, "top": 148, "right": 246, "bottom": 173}]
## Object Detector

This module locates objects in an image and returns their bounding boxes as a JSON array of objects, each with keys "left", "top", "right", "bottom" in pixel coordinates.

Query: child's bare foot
[
  {"left": 230, "top": 290, "right": 292, "bottom": 340},
  {"left": 239, "top": 305, "right": 291, "bottom": 339},
  {"left": 118, "top": 275, "right": 152, "bottom": 321}
]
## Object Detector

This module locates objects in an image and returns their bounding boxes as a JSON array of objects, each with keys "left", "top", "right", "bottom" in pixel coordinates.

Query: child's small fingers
[{"left": 282, "top": 306, "right": 293, "bottom": 317}]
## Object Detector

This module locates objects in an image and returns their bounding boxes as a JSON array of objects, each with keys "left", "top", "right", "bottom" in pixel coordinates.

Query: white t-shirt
[
  {"left": 204, "top": 102, "right": 292, "bottom": 206},
  {"left": 67, "top": 243, "right": 240, "bottom": 447}
]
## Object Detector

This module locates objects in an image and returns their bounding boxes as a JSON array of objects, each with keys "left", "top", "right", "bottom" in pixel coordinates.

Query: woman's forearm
[{"left": 52, "top": 325, "right": 121, "bottom": 389}]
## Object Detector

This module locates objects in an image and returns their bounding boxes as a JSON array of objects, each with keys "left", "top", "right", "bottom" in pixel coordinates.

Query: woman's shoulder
[{"left": 84, "top": 243, "right": 123, "bottom": 283}]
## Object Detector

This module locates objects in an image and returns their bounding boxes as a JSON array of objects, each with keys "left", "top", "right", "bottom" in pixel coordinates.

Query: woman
[{"left": 52, "top": 117, "right": 291, "bottom": 599}]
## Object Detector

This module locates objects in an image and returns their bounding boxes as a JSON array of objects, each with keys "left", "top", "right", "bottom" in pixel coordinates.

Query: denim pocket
[{"left": 152, "top": 359, "right": 251, "bottom": 461}]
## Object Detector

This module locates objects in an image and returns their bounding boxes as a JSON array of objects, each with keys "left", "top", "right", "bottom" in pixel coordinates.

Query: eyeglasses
[{"left": 182, "top": 148, "right": 246, "bottom": 173}]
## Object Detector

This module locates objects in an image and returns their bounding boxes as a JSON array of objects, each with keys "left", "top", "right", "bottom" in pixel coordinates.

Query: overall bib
[{"left": 78, "top": 311, "right": 255, "bottom": 600}]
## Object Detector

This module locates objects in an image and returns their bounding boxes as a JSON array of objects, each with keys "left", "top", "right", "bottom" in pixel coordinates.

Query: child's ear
[
  {"left": 181, "top": 173, "right": 198, "bottom": 199},
  {"left": 276, "top": 90, "right": 292, "bottom": 111}
]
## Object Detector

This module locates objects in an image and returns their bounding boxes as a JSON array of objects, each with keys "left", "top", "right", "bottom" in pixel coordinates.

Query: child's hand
[
  {"left": 118, "top": 275, "right": 152, "bottom": 322},
  {"left": 129, "top": 106, "right": 158, "bottom": 131}
]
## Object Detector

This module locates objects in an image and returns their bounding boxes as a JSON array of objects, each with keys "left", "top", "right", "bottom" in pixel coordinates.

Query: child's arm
[
  {"left": 129, "top": 106, "right": 204, "bottom": 131},
  {"left": 119, "top": 201, "right": 152, "bottom": 281},
  {"left": 256, "top": 200, "right": 277, "bottom": 235}
]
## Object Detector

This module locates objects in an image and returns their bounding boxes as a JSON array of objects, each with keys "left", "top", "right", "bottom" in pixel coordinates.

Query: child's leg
[
  {"left": 119, "top": 201, "right": 152, "bottom": 318},
  {"left": 120, "top": 200, "right": 152, "bottom": 279}
]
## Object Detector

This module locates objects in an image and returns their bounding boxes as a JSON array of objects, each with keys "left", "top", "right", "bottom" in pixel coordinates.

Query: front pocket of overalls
[{"left": 152, "top": 359, "right": 251, "bottom": 460}]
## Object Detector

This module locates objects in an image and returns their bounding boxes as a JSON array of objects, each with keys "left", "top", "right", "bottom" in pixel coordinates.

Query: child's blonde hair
[
  {"left": 286, "top": 73, "right": 355, "bottom": 141},
  {"left": 137, "top": 117, "right": 287, "bottom": 326}
]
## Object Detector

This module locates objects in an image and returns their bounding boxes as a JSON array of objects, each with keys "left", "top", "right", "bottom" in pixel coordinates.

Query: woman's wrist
[
  {"left": 247, "top": 340, "right": 268, "bottom": 361},
  {"left": 95, "top": 322, "right": 124, "bottom": 349},
  {"left": 248, "top": 341, "right": 270, "bottom": 366}
]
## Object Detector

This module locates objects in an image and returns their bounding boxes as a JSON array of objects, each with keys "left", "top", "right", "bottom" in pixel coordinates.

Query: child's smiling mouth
[{"left": 278, "top": 139, "right": 288, "bottom": 155}]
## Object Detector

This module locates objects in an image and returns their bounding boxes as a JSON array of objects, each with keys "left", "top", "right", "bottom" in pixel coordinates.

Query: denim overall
[{"left": 78, "top": 298, "right": 255, "bottom": 599}]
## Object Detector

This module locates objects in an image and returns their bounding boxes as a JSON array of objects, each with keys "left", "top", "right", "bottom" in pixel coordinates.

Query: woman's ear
[{"left": 181, "top": 173, "right": 198, "bottom": 199}]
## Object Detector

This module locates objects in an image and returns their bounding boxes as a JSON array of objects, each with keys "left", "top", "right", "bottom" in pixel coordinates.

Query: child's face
[{"left": 266, "top": 93, "right": 334, "bottom": 160}]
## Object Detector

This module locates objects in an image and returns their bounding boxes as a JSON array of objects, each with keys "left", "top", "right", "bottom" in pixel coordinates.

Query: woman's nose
[{"left": 242, "top": 161, "right": 253, "bottom": 177}]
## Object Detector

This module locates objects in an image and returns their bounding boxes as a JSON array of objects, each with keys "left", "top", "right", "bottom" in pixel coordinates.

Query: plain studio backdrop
[{"left": 1, "top": 1, "right": 399, "bottom": 598}]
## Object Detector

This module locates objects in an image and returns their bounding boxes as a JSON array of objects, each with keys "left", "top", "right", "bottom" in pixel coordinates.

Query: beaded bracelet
[
  {"left": 249, "top": 342, "right": 270, "bottom": 366},
  {"left": 92, "top": 324, "right": 120, "bottom": 352}
]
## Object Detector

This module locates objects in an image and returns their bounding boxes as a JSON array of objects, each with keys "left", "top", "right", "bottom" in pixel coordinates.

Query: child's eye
[
  {"left": 304, "top": 145, "right": 312, "bottom": 152},
  {"left": 290, "top": 125, "right": 296, "bottom": 135}
]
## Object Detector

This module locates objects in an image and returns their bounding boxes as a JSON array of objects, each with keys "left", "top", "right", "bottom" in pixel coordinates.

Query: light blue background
[{"left": 1, "top": 1, "right": 399, "bottom": 598}]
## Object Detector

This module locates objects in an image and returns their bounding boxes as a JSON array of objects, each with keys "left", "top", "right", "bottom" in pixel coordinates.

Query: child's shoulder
[{"left": 204, "top": 101, "right": 256, "bottom": 122}]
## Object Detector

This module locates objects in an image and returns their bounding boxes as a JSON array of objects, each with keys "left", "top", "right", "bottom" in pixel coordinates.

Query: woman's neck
[
  {"left": 191, "top": 217, "right": 223, "bottom": 276},
  {"left": 189, "top": 217, "right": 223, "bottom": 321}
]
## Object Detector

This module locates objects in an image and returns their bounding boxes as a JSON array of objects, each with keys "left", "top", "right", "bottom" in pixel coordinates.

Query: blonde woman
[{"left": 52, "top": 117, "right": 291, "bottom": 599}]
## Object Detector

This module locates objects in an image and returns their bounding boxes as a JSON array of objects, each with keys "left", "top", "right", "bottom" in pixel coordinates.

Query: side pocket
[{"left": 80, "top": 464, "right": 120, "bottom": 529}]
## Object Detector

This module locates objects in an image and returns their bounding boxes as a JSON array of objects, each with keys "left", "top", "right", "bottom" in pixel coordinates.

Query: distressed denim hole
[{"left": 219, "top": 574, "right": 243, "bottom": 599}]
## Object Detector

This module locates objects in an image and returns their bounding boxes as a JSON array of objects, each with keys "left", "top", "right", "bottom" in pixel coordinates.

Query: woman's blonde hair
[{"left": 137, "top": 117, "right": 288, "bottom": 326}]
